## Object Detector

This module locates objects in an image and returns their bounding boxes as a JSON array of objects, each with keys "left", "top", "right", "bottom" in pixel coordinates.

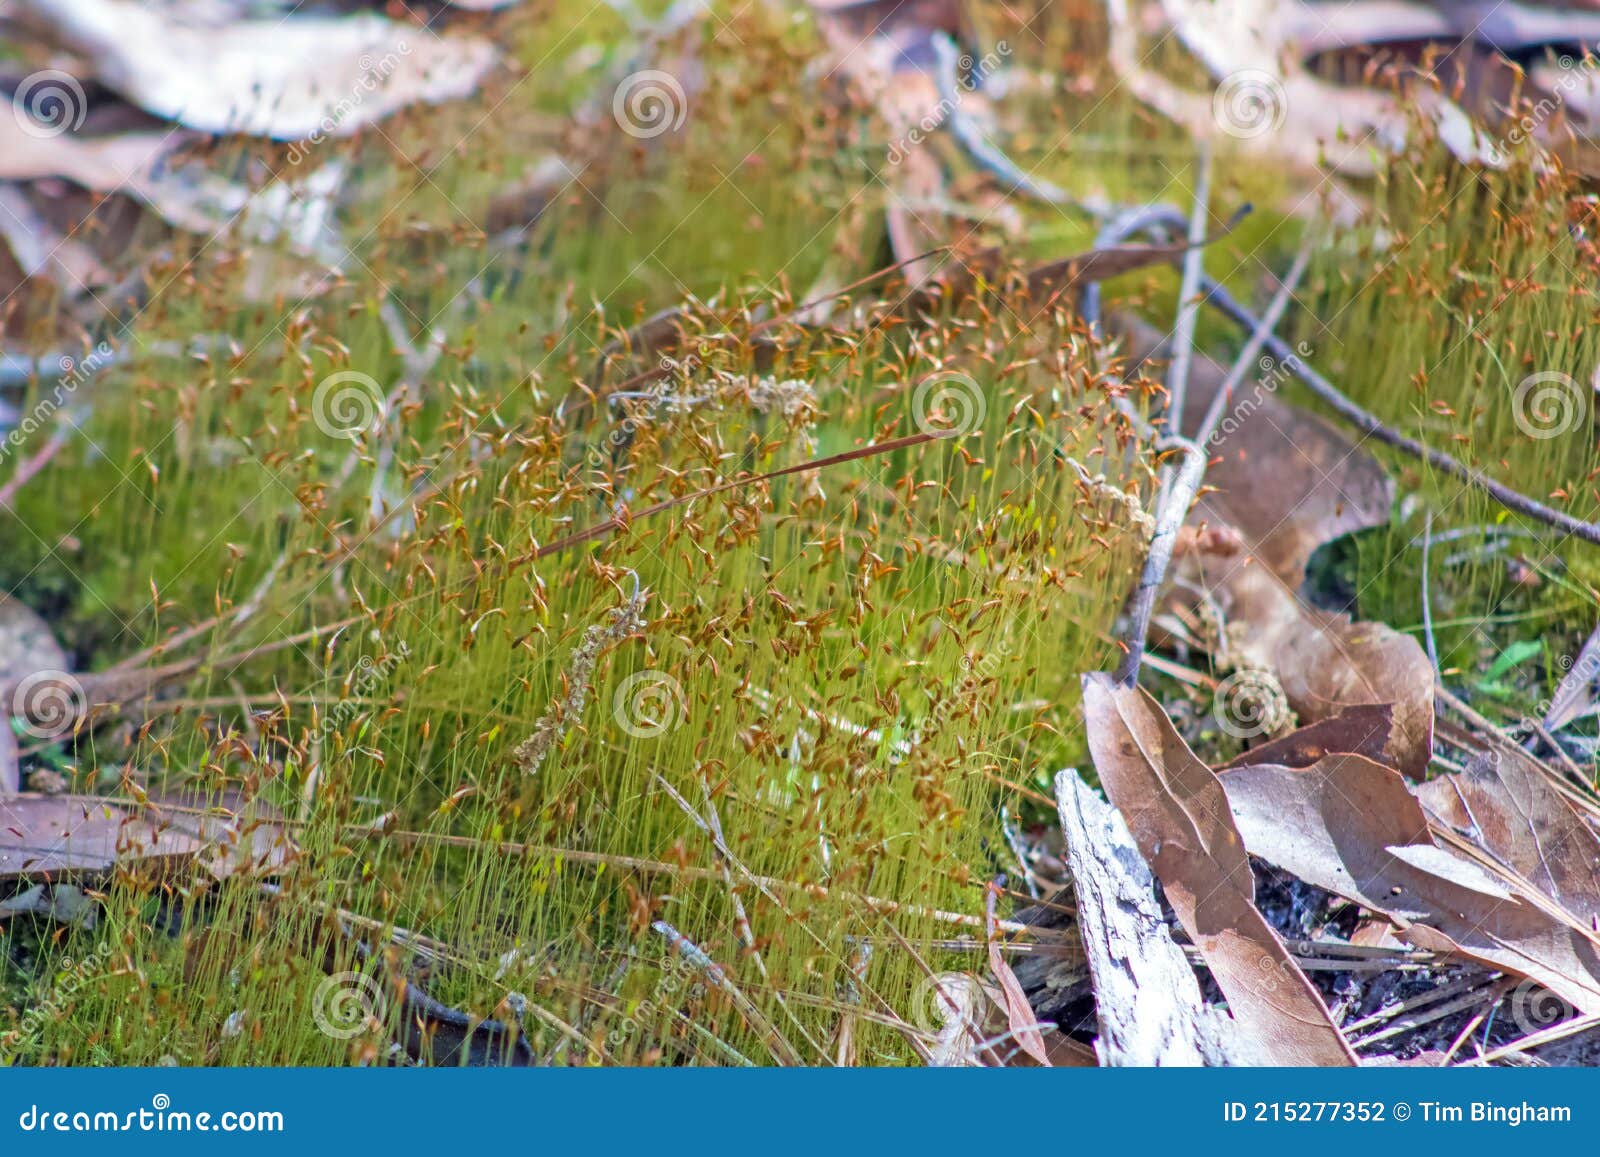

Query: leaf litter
[{"left": 3, "top": 0, "right": 1600, "bottom": 1069}]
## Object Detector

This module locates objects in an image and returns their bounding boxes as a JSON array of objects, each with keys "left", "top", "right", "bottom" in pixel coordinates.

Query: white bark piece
[{"left": 1055, "top": 768, "right": 1244, "bottom": 1066}]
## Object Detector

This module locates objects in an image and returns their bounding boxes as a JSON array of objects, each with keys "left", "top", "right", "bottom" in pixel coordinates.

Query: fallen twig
[
  {"left": 1422, "top": 511, "right": 1441, "bottom": 673},
  {"left": 0, "top": 426, "right": 70, "bottom": 508},
  {"left": 1106, "top": 203, "right": 1600, "bottom": 549},
  {"left": 651, "top": 920, "right": 804, "bottom": 1066},
  {"left": 1164, "top": 147, "right": 1212, "bottom": 443},
  {"left": 1113, "top": 435, "right": 1205, "bottom": 685}
]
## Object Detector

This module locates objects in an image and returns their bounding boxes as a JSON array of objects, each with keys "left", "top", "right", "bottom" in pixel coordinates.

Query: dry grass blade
[
  {"left": 528, "top": 429, "right": 954, "bottom": 559},
  {"left": 983, "top": 882, "right": 1051, "bottom": 1065},
  {"left": 652, "top": 921, "right": 804, "bottom": 1066}
]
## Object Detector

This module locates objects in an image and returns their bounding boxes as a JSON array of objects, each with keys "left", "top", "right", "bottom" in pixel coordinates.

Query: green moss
[{"left": 1, "top": 2, "right": 1152, "bottom": 1065}]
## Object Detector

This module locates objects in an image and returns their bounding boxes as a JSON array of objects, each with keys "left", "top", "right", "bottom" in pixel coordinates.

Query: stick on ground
[{"left": 1054, "top": 768, "right": 1242, "bottom": 1065}]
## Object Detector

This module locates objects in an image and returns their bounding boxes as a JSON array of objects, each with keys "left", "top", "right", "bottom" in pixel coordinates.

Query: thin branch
[
  {"left": 930, "top": 32, "right": 1082, "bottom": 209},
  {"left": 1165, "top": 146, "right": 1212, "bottom": 442},
  {"left": 1190, "top": 241, "right": 1316, "bottom": 447},
  {"left": 0, "top": 426, "right": 69, "bottom": 508},
  {"left": 1114, "top": 435, "right": 1206, "bottom": 685},
  {"left": 1422, "top": 510, "right": 1440, "bottom": 673},
  {"left": 1106, "top": 202, "right": 1600, "bottom": 548}
]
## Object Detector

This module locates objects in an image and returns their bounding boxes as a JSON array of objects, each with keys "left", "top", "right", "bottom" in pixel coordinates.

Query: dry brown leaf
[
  {"left": 983, "top": 882, "right": 1051, "bottom": 1065},
  {"left": 1114, "top": 315, "right": 1394, "bottom": 588},
  {"left": 1222, "top": 704, "right": 1398, "bottom": 772},
  {"left": 1111, "top": 320, "right": 1428, "bottom": 771},
  {"left": 1219, "top": 754, "right": 1600, "bottom": 1013},
  {"left": 1173, "top": 525, "right": 1434, "bottom": 777},
  {"left": 1417, "top": 747, "right": 1600, "bottom": 931},
  {"left": 0, "top": 794, "right": 201, "bottom": 880},
  {"left": 0, "top": 791, "right": 292, "bottom": 882},
  {"left": 16, "top": 0, "right": 498, "bottom": 140},
  {"left": 1082, "top": 673, "right": 1357, "bottom": 1065},
  {"left": 147, "top": 791, "right": 297, "bottom": 881}
]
